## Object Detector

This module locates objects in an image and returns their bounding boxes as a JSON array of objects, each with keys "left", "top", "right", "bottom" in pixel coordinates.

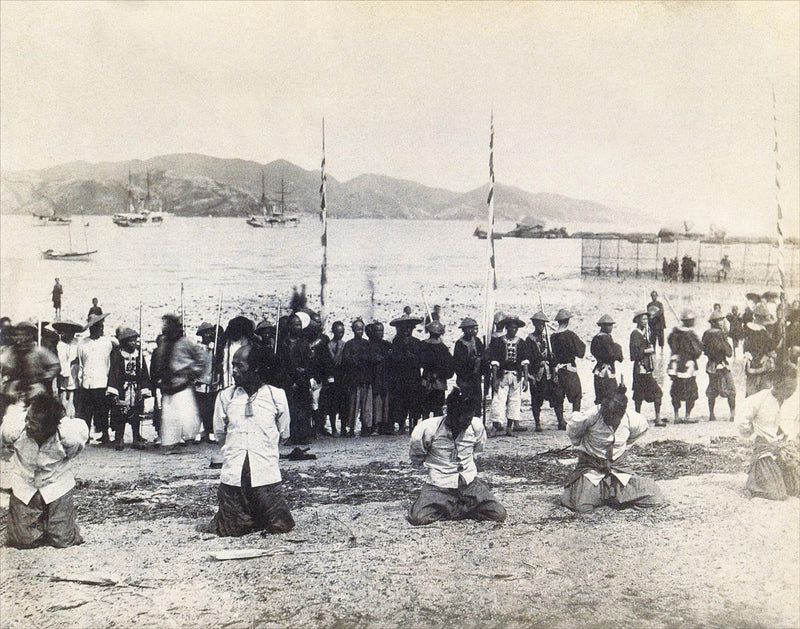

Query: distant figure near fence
[{"left": 681, "top": 255, "right": 696, "bottom": 282}]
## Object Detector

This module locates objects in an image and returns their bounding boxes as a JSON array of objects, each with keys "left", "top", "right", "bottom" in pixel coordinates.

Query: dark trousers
[
  {"left": 211, "top": 455, "right": 295, "bottom": 536},
  {"left": 77, "top": 387, "right": 110, "bottom": 434},
  {"left": 319, "top": 382, "right": 348, "bottom": 433},
  {"left": 649, "top": 328, "right": 665, "bottom": 349},
  {"left": 110, "top": 402, "right": 144, "bottom": 438},
  {"left": 407, "top": 477, "right": 507, "bottom": 526},
  {"left": 390, "top": 386, "right": 422, "bottom": 431},
  {"left": 195, "top": 391, "right": 216, "bottom": 434},
  {"left": 6, "top": 490, "right": 83, "bottom": 549}
]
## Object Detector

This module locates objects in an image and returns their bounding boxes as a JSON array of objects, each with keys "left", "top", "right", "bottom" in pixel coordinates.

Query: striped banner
[
  {"left": 773, "top": 88, "right": 785, "bottom": 303},
  {"left": 320, "top": 118, "right": 328, "bottom": 325},
  {"left": 482, "top": 112, "right": 497, "bottom": 342}
]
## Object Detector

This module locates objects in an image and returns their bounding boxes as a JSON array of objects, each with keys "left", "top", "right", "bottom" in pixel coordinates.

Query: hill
[{"left": 1, "top": 153, "right": 630, "bottom": 225}]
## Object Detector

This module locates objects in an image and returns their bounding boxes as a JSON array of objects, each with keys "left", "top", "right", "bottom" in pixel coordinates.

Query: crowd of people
[{"left": 1, "top": 284, "right": 798, "bottom": 546}]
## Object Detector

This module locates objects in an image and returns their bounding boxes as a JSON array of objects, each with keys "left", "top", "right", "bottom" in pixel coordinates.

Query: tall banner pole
[
  {"left": 481, "top": 111, "right": 497, "bottom": 428},
  {"left": 772, "top": 85, "right": 786, "bottom": 366},
  {"left": 320, "top": 118, "right": 328, "bottom": 328}
]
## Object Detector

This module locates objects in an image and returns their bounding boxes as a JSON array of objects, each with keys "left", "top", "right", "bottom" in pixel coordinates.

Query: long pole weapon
[
  {"left": 274, "top": 303, "right": 282, "bottom": 356},
  {"left": 180, "top": 283, "right": 185, "bottom": 331},
  {"left": 211, "top": 291, "right": 222, "bottom": 386},
  {"left": 138, "top": 301, "right": 143, "bottom": 373},
  {"left": 419, "top": 285, "right": 433, "bottom": 322}
]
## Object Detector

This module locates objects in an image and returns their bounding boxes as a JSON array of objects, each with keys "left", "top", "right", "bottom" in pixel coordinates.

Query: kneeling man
[
  {"left": 561, "top": 384, "right": 665, "bottom": 513},
  {"left": 407, "top": 388, "right": 506, "bottom": 525},
  {"left": 206, "top": 342, "right": 295, "bottom": 536}
]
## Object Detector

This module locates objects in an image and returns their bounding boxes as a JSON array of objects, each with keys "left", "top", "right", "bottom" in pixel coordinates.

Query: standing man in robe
[
  {"left": 365, "top": 321, "right": 392, "bottom": 435},
  {"left": 276, "top": 313, "right": 315, "bottom": 445},
  {"left": 388, "top": 314, "right": 424, "bottom": 434},
  {"left": 488, "top": 315, "right": 529, "bottom": 437},
  {"left": 743, "top": 304, "right": 777, "bottom": 397},
  {"left": 629, "top": 311, "right": 663, "bottom": 425},
  {"left": 591, "top": 314, "right": 623, "bottom": 405},
  {"left": 195, "top": 322, "right": 224, "bottom": 443},
  {"left": 525, "top": 311, "right": 556, "bottom": 433},
  {"left": 452, "top": 317, "right": 485, "bottom": 420},
  {"left": 550, "top": 309, "right": 586, "bottom": 429},
  {"left": 341, "top": 318, "right": 372, "bottom": 437},
  {"left": 51, "top": 278, "right": 63, "bottom": 321},
  {"left": 703, "top": 311, "right": 736, "bottom": 422},
  {"left": 420, "top": 321, "right": 454, "bottom": 419},
  {"left": 667, "top": 310, "right": 703, "bottom": 423},
  {"left": 108, "top": 327, "right": 150, "bottom": 450},
  {"left": 647, "top": 291, "right": 666, "bottom": 351},
  {"left": 318, "top": 321, "right": 347, "bottom": 436}
]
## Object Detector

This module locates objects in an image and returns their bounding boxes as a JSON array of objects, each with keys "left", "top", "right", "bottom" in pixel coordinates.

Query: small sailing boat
[
  {"left": 41, "top": 209, "right": 96, "bottom": 260},
  {"left": 30, "top": 198, "right": 72, "bottom": 227},
  {"left": 247, "top": 176, "right": 299, "bottom": 227}
]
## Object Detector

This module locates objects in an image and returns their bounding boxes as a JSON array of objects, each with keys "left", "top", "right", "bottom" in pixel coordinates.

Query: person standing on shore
[
  {"left": 629, "top": 311, "right": 663, "bottom": 425},
  {"left": 743, "top": 305, "right": 777, "bottom": 397},
  {"left": 76, "top": 313, "right": 114, "bottom": 443},
  {"left": 591, "top": 315, "right": 623, "bottom": 405},
  {"left": 365, "top": 321, "right": 392, "bottom": 435},
  {"left": 318, "top": 321, "right": 347, "bottom": 436},
  {"left": 488, "top": 315, "right": 529, "bottom": 437},
  {"left": 53, "top": 320, "right": 83, "bottom": 418},
  {"left": 647, "top": 291, "right": 666, "bottom": 351},
  {"left": 550, "top": 309, "right": 586, "bottom": 428},
  {"left": 51, "top": 279, "right": 63, "bottom": 321},
  {"left": 702, "top": 311, "right": 736, "bottom": 422},
  {"left": 525, "top": 311, "right": 555, "bottom": 433},
  {"left": 453, "top": 317, "right": 485, "bottom": 420},
  {"left": 667, "top": 310, "right": 703, "bottom": 423},
  {"left": 195, "top": 322, "right": 223, "bottom": 443},
  {"left": 341, "top": 319, "right": 372, "bottom": 437},
  {"left": 276, "top": 313, "right": 315, "bottom": 445},
  {"left": 108, "top": 327, "right": 150, "bottom": 450},
  {"left": 420, "top": 321, "right": 454, "bottom": 419},
  {"left": 388, "top": 314, "right": 424, "bottom": 434},
  {"left": 726, "top": 305, "right": 744, "bottom": 357},
  {"left": 156, "top": 314, "right": 204, "bottom": 453},
  {"left": 87, "top": 298, "right": 102, "bottom": 323},
  {"left": 202, "top": 342, "right": 294, "bottom": 536}
]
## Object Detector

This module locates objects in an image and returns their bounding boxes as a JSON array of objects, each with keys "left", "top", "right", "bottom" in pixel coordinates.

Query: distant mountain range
[{"left": 0, "top": 153, "right": 636, "bottom": 226}]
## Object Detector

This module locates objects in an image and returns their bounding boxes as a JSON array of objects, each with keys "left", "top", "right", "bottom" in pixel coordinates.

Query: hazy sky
[{"left": 1, "top": 1, "right": 798, "bottom": 235}]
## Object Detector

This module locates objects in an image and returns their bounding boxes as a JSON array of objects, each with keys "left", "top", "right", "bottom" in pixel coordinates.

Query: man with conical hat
[
  {"left": 549, "top": 309, "right": 586, "bottom": 428},
  {"left": 76, "top": 313, "right": 115, "bottom": 443},
  {"left": 108, "top": 327, "right": 150, "bottom": 450},
  {"left": 630, "top": 311, "right": 663, "bottom": 425},
  {"left": 591, "top": 314, "right": 623, "bottom": 406},
  {"left": 743, "top": 304, "right": 777, "bottom": 397},
  {"left": 420, "top": 321, "right": 454, "bottom": 419},
  {"left": 488, "top": 315, "right": 530, "bottom": 436},
  {"left": 53, "top": 319, "right": 83, "bottom": 418},
  {"left": 667, "top": 310, "right": 703, "bottom": 423},
  {"left": 387, "top": 314, "right": 424, "bottom": 433},
  {"left": 525, "top": 311, "right": 556, "bottom": 432},
  {"left": 453, "top": 317, "right": 485, "bottom": 419},
  {"left": 702, "top": 310, "right": 735, "bottom": 422}
]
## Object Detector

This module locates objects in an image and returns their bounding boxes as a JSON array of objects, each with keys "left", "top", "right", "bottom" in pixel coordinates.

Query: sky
[{"left": 1, "top": 1, "right": 798, "bottom": 236}]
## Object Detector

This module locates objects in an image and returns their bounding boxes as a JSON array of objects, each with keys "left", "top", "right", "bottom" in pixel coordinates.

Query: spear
[
  {"left": 211, "top": 291, "right": 222, "bottom": 386},
  {"left": 180, "top": 283, "right": 185, "bottom": 331},
  {"left": 661, "top": 294, "right": 682, "bottom": 323},
  {"left": 138, "top": 301, "right": 143, "bottom": 373},
  {"left": 274, "top": 303, "right": 282, "bottom": 356}
]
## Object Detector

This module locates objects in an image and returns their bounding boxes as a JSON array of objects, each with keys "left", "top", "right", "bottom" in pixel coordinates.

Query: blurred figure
[
  {"left": 195, "top": 322, "right": 224, "bottom": 443},
  {"left": 743, "top": 305, "right": 777, "bottom": 397},
  {"left": 155, "top": 314, "right": 204, "bottom": 453},
  {"left": 1, "top": 394, "right": 88, "bottom": 548}
]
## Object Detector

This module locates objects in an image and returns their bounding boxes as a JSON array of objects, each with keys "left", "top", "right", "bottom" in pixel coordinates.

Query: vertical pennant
[
  {"left": 482, "top": 111, "right": 497, "bottom": 343},
  {"left": 320, "top": 118, "right": 328, "bottom": 326}
]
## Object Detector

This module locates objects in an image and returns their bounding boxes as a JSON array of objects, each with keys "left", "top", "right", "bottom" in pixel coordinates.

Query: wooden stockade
[{"left": 580, "top": 237, "right": 800, "bottom": 286}]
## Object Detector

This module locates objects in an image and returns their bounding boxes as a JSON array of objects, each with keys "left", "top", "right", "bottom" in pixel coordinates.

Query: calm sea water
[{"left": 0, "top": 215, "right": 582, "bottom": 330}]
